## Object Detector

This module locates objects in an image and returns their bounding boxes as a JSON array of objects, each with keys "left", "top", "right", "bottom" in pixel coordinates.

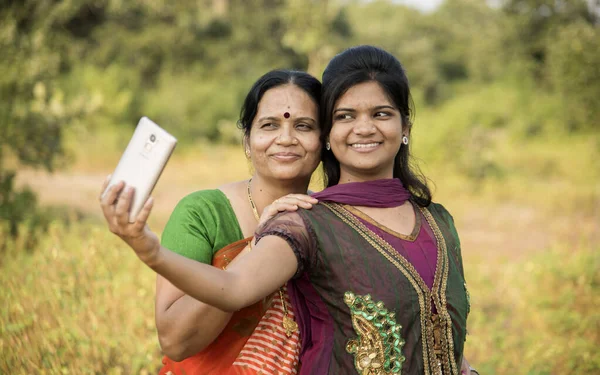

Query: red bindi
[{"left": 284, "top": 112, "right": 290, "bottom": 119}]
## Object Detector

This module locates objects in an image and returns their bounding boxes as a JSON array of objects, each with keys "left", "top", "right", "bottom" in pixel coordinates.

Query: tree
[
  {"left": 502, "top": 0, "right": 598, "bottom": 80},
  {"left": 547, "top": 21, "right": 600, "bottom": 130}
]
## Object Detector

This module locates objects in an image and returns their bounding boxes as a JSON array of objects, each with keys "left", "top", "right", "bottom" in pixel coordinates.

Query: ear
[
  {"left": 402, "top": 117, "right": 412, "bottom": 135},
  {"left": 242, "top": 135, "right": 251, "bottom": 158}
]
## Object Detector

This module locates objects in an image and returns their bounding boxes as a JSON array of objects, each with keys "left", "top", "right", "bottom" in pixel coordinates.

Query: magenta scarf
[{"left": 311, "top": 178, "right": 411, "bottom": 208}]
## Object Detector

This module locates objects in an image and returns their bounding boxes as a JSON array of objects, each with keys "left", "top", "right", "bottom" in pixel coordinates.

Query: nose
[
  {"left": 275, "top": 126, "right": 298, "bottom": 146},
  {"left": 353, "top": 115, "right": 376, "bottom": 135}
]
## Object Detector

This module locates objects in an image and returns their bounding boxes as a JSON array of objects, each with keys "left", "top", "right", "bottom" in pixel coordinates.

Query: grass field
[{"left": 2, "top": 124, "right": 599, "bottom": 374}]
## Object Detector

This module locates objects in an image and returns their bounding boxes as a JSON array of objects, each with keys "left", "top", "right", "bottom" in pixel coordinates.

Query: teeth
[{"left": 351, "top": 143, "right": 380, "bottom": 148}]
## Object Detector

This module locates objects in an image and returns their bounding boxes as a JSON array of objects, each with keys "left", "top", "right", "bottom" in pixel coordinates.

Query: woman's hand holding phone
[{"left": 100, "top": 175, "right": 161, "bottom": 266}]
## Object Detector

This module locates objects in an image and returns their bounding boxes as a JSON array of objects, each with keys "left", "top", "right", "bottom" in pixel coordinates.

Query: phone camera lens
[{"left": 150, "top": 134, "right": 156, "bottom": 142}]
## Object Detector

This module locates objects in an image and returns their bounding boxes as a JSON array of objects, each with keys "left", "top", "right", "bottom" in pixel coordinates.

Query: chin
[
  {"left": 351, "top": 162, "right": 393, "bottom": 177},
  {"left": 270, "top": 170, "right": 311, "bottom": 182}
]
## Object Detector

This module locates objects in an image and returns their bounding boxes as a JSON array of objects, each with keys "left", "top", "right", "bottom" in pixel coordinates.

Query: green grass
[
  {"left": 0, "top": 223, "right": 162, "bottom": 374},
  {"left": 1, "top": 221, "right": 598, "bottom": 374},
  {"left": 464, "top": 242, "right": 600, "bottom": 374}
]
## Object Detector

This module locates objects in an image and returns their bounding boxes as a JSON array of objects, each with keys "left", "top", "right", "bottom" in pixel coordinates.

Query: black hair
[
  {"left": 321, "top": 45, "right": 432, "bottom": 207},
  {"left": 238, "top": 69, "right": 322, "bottom": 139}
]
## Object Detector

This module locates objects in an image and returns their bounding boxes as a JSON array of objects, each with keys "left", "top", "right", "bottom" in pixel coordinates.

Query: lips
[
  {"left": 270, "top": 152, "right": 302, "bottom": 161},
  {"left": 350, "top": 142, "right": 381, "bottom": 149}
]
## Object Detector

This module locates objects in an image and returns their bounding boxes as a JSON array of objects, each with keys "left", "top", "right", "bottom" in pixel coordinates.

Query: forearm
[
  {"left": 149, "top": 246, "right": 249, "bottom": 312},
  {"left": 158, "top": 295, "right": 232, "bottom": 360}
]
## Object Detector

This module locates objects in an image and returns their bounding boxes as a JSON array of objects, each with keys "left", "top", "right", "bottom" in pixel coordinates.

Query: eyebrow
[
  {"left": 333, "top": 105, "right": 397, "bottom": 113},
  {"left": 295, "top": 117, "right": 316, "bottom": 123},
  {"left": 257, "top": 116, "right": 281, "bottom": 123},
  {"left": 258, "top": 116, "right": 316, "bottom": 123}
]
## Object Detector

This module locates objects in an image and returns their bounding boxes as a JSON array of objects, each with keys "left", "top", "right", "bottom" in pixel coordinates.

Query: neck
[
  {"left": 249, "top": 175, "right": 310, "bottom": 216},
  {"left": 338, "top": 168, "right": 394, "bottom": 185}
]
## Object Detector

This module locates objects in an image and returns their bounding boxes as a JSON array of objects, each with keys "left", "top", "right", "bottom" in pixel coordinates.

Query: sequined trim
[
  {"left": 344, "top": 292, "right": 406, "bottom": 374},
  {"left": 421, "top": 207, "right": 458, "bottom": 375}
]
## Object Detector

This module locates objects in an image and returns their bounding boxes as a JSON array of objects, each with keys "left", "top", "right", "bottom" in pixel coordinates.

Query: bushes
[{"left": 0, "top": 171, "right": 52, "bottom": 256}]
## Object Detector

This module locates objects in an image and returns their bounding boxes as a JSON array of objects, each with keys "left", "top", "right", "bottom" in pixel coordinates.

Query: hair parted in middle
[{"left": 237, "top": 69, "right": 322, "bottom": 140}]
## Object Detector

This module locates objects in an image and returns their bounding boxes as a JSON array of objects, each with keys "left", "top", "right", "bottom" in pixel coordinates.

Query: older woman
[{"left": 102, "top": 69, "right": 322, "bottom": 374}]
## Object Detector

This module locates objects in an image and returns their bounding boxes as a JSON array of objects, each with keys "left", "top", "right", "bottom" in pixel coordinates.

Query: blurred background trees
[
  {"left": 1, "top": 0, "right": 598, "bottom": 232},
  {"left": 2, "top": 0, "right": 597, "bottom": 142}
]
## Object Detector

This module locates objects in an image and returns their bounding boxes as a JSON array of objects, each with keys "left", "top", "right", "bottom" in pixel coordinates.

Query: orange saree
[{"left": 159, "top": 237, "right": 301, "bottom": 375}]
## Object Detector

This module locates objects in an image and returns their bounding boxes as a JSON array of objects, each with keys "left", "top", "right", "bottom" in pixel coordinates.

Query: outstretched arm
[
  {"left": 100, "top": 180, "right": 298, "bottom": 313},
  {"left": 148, "top": 236, "right": 296, "bottom": 312}
]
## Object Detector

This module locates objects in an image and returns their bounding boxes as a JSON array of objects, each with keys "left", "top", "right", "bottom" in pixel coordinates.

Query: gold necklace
[
  {"left": 247, "top": 178, "right": 261, "bottom": 221},
  {"left": 246, "top": 178, "right": 298, "bottom": 338}
]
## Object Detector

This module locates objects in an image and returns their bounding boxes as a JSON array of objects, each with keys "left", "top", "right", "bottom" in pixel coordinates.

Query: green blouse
[{"left": 161, "top": 189, "right": 243, "bottom": 264}]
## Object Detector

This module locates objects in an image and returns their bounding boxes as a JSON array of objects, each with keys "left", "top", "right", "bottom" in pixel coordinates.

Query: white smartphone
[{"left": 102, "top": 117, "right": 177, "bottom": 222}]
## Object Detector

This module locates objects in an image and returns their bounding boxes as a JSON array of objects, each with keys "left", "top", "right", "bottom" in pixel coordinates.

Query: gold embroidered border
[
  {"left": 323, "top": 203, "right": 433, "bottom": 375},
  {"left": 420, "top": 207, "right": 458, "bottom": 375}
]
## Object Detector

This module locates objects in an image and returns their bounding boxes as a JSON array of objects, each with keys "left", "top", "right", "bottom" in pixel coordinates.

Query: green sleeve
[{"left": 160, "top": 190, "right": 243, "bottom": 264}]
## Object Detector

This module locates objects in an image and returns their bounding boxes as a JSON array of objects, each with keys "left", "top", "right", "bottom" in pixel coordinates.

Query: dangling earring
[
  {"left": 245, "top": 148, "right": 251, "bottom": 158},
  {"left": 402, "top": 136, "right": 409, "bottom": 145},
  {"left": 325, "top": 141, "right": 331, "bottom": 151}
]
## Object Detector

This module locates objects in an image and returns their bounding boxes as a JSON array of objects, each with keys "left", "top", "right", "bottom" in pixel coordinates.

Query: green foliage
[
  {"left": 2, "top": 0, "right": 598, "bottom": 148},
  {"left": 0, "top": 171, "right": 38, "bottom": 238},
  {"left": 0, "top": 2, "right": 78, "bottom": 171},
  {"left": 546, "top": 21, "right": 600, "bottom": 131},
  {"left": 503, "top": 0, "right": 596, "bottom": 67}
]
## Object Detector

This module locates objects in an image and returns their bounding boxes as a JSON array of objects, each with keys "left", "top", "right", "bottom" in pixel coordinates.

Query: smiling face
[
  {"left": 247, "top": 84, "right": 321, "bottom": 183},
  {"left": 329, "top": 81, "right": 407, "bottom": 183}
]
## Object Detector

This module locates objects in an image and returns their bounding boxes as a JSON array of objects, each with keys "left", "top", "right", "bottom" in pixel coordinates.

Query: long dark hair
[
  {"left": 321, "top": 45, "right": 432, "bottom": 207},
  {"left": 238, "top": 69, "right": 322, "bottom": 138}
]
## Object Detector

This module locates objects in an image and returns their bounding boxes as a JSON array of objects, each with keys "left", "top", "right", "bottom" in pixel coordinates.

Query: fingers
[
  {"left": 281, "top": 194, "right": 318, "bottom": 205},
  {"left": 99, "top": 174, "right": 112, "bottom": 199},
  {"left": 100, "top": 181, "right": 125, "bottom": 226},
  {"left": 257, "top": 202, "right": 296, "bottom": 228},
  {"left": 101, "top": 180, "right": 124, "bottom": 207},
  {"left": 115, "top": 185, "right": 134, "bottom": 226},
  {"left": 272, "top": 201, "right": 301, "bottom": 212},
  {"left": 133, "top": 197, "right": 154, "bottom": 232},
  {"left": 273, "top": 194, "right": 318, "bottom": 210},
  {"left": 257, "top": 194, "right": 318, "bottom": 227}
]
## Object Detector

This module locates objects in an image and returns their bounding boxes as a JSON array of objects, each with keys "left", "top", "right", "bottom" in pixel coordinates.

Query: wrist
[{"left": 141, "top": 242, "right": 163, "bottom": 268}]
